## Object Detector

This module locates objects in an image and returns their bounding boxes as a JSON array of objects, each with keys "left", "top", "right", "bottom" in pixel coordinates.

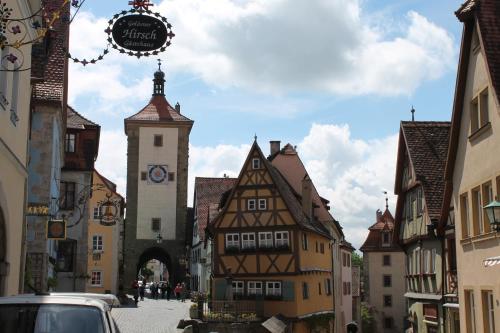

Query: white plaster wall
[
  {"left": 452, "top": 27, "right": 500, "bottom": 333},
  {"left": 136, "top": 127, "right": 178, "bottom": 240}
]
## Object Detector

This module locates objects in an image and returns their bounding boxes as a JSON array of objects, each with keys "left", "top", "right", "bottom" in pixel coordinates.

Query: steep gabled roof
[
  {"left": 32, "top": 0, "right": 69, "bottom": 102},
  {"left": 444, "top": 0, "right": 500, "bottom": 225},
  {"left": 194, "top": 177, "right": 237, "bottom": 241},
  {"left": 360, "top": 208, "right": 401, "bottom": 252},
  {"left": 67, "top": 106, "right": 99, "bottom": 129},
  {"left": 395, "top": 121, "right": 451, "bottom": 221},
  {"left": 94, "top": 169, "right": 124, "bottom": 201},
  {"left": 211, "top": 141, "right": 331, "bottom": 239},
  {"left": 270, "top": 143, "right": 344, "bottom": 238}
]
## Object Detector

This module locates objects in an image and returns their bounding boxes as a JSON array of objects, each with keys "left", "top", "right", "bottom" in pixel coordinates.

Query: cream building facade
[
  {"left": 0, "top": 0, "right": 39, "bottom": 296},
  {"left": 443, "top": 1, "right": 500, "bottom": 332},
  {"left": 361, "top": 208, "right": 406, "bottom": 333},
  {"left": 86, "top": 170, "right": 124, "bottom": 294}
]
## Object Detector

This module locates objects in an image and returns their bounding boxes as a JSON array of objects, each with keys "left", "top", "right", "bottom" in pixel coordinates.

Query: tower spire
[
  {"left": 384, "top": 191, "right": 388, "bottom": 210},
  {"left": 153, "top": 59, "right": 165, "bottom": 96},
  {"left": 411, "top": 105, "right": 415, "bottom": 122}
]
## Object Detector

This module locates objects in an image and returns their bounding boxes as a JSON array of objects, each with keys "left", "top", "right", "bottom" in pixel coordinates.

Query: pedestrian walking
[
  {"left": 131, "top": 280, "right": 139, "bottom": 306},
  {"left": 180, "top": 282, "right": 186, "bottom": 302},
  {"left": 166, "top": 282, "right": 172, "bottom": 301},
  {"left": 174, "top": 283, "right": 181, "bottom": 300},
  {"left": 161, "top": 283, "right": 167, "bottom": 299},
  {"left": 139, "top": 281, "right": 145, "bottom": 301}
]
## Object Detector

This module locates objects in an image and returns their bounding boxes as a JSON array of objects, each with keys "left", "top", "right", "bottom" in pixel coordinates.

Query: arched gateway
[{"left": 121, "top": 63, "right": 194, "bottom": 289}]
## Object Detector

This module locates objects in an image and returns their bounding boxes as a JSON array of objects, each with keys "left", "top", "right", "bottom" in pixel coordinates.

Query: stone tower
[{"left": 122, "top": 63, "right": 193, "bottom": 287}]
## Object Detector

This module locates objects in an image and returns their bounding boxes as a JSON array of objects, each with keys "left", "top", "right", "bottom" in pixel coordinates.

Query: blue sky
[{"left": 67, "top": 0, "right": 464, "bottom": 248}]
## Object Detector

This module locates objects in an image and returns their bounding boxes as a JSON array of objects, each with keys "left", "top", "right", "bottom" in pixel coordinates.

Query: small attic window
[
  {"left": 382, "top": 232, "right": 391, "bottom": 247},
  {"left": 252, "top": 158, "right": 261, "bottom": 169}
]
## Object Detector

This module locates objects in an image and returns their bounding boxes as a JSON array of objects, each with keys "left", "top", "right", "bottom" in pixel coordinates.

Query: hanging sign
[
  {"left": 111, "top": 15, "right": 168, "bottom": 52},
  {"left": 97, "top": 193, "right": 122, "bottom": 226},
  {"left": 47, "top": 219, "right": 66, "bottom": 240}
]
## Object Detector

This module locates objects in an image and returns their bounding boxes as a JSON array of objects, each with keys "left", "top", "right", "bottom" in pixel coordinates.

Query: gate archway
[{"left": 136, "top": 247, "right": 173, "bottom": 283}]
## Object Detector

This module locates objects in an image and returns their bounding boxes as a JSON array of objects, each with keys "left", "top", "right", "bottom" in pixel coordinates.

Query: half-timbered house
[
  {"left": 210, "top": 141, "right": 334, "bottom": 333},
  {"left": 393, "top": 121, "right": 451, "bottom": 333}
]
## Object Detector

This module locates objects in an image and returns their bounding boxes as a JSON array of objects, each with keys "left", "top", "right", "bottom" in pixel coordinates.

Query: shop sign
[
  {"left": 112, "top": 14, "right": 168, "bottom": 52},
  {"left": 26, "top": 203, "right": 50, "bottom": 216},
  {"left": 46, "top": 220, "right": 66, "bottom": 240}
]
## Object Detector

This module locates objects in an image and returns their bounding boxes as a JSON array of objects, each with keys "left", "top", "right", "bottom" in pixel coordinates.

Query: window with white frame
[
  {"left": 241, "top": 233, "right": 256, "bottom": 250},
  {"left": 248, "top": 281, "right": 262, "bottom": 295},
  {"left": 247, "top": 199, "right": 256, "bottom": 211},
  {"left": 258, "top": 198, "right": 267, "bottom": 210},
  {"left": 92, "top": 235, "right": 103, "bottom": 252},
  {"left": 226, "top": 233, "right": 240, "bottom": 249},
  {"left": 470, "top": 88, "right": 489, "bottom": 134},
  {"left": 232, "top": 281, "right": 244, "bottom": 295},
  {"left": 266, "top": 281, "right": 281, "bottom": 296},
  {"left": 93, "top": 206, "right": 102, "bottom": 220},
  {"left": 252, "top": 158, "right": 261, "bottom": 169},
  {"left": 483, "top": 291, "right": 495, "bottom": 333},
  {"left": 91, "top": 271, "right": 102, "bottom": 286},
  {"left": 259, "top": 232, "right": 273, "bottom": 248},
  {"left": 275, "top": 231, "right": 289, "bottom": 248}
]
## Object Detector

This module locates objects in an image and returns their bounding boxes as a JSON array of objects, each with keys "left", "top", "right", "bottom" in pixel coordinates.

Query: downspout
[{"left": 440, "top": 231, "right": 446, "bottom": 332}]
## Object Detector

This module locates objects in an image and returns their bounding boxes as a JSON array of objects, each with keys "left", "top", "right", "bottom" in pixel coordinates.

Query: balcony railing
[{"left": 200, "top": 300, "right": 264, "bottom": 322}]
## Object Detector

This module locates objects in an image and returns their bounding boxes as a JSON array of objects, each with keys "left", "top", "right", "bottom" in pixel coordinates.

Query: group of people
[{"left": 132, "top": 280, "right": 187, "bottom": 304}]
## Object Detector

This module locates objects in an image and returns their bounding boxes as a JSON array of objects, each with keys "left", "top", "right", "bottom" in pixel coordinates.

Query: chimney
[
  {"left": 302, "top": 174, "right": 313, "bottom": 219},
  {"left": 376, "top": 209, "right": 382, "bottom": 222},
  {"left": 270, "top": 141, "right": 281, "bottom": 156},
  {"left": 175, "top": 102, "right": 181, "bottom": 113}
]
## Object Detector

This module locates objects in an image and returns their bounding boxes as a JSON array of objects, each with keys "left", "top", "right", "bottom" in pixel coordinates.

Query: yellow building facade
[
  {"left": 86, "top": 170, "right": 124, "bottom": 294},
  {"left": 210, "top": 141, "right": 334, "bottom": 333}
]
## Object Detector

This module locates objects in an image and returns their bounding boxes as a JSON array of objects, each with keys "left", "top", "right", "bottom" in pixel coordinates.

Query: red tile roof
[
  {"left": 67, "top": 105, "right": 98, "bottom": 129},
  {"left": 399, "top": 121, "right": 451, "bottom": 220},
  {"left": 360, "top": 208, "right": 401, "bottom": 252},
  {"left": 456, "top": 0, "right": 500, "bottom": 104},
  {"left": 194, "top": 177, "right": 238, "bottom": 241},
  {"left": 32, "top": 0, "right": 69, "bottom": 102},
  {"left": 125, "top": 95, "right": 193, "bottom": 123}
]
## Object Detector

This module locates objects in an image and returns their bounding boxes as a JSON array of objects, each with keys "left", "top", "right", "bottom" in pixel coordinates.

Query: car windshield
[{"left": 0, "top": 304, "right": 105, "bottom": 333}]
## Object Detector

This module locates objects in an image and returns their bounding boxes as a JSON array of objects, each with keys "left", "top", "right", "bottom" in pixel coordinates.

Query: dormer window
[
  {"left": 382, "top": 232, "right": 391, "bottom": 247},
  {"left": 252, "top": 158, "right": 261, "bottom": 169},
  {"left": 65, "top": 133, "right": 76, "bottom": 153}
]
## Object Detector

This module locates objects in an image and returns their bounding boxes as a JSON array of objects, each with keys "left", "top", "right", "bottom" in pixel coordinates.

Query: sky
[{"left": 67, "top": 0, "right": 465, "bottom": 250}]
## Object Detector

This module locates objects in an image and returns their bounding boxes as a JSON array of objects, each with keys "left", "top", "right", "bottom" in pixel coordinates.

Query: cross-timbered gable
[{"left": 210, "top": 141, "right": 334, "bottom": 325}]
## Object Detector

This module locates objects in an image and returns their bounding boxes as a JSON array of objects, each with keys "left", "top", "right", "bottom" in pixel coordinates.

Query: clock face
[{"left": 149, "top": 165, "right": 167, "bottom": 183}]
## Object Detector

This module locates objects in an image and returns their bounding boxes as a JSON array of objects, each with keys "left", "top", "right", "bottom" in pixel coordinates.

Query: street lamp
[
  {"left": 156, "top": 233, "right": 163, "bottom": 244},
  {"left": 484, "top": 199, "right": 500, "bottom": 232}
]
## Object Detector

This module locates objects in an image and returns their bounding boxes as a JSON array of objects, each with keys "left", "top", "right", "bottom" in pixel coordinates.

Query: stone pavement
[{"left": 112, "top": 296, "right": 192, "bottom": 333}]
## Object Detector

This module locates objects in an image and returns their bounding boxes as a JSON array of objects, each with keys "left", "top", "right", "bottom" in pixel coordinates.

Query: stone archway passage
[
  {"left": 0, "top": 205, "right": 6, "bottom": 296},
  {"left": 136, "top": 247, "right": 173, "bottom": 283}
]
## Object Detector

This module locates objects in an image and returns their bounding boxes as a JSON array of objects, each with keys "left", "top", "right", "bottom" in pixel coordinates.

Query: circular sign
[
  {"left": 111, "top": 14, "right": 168, "bottom": 52},
  {"left": 149, "top": 165, "right": 167, "bottom": 183}
]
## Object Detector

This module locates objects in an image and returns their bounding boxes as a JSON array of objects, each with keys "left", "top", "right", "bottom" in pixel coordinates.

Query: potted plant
[{"left": 189, "top": 303, "right": 198, "bottom": 319}]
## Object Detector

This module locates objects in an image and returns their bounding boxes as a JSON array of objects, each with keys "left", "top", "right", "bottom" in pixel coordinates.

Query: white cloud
[
  {"left": 68, "top": 0, "right": 455, "bottom": 103},
  {"left": 298, "top": 124, "right": 398, "bottom": 249},
  {"left": 95, "top": 123, "right": 397, "bottom": 250},
  {"left": 94, "top": 130, "right": 128, "bottom": 196}
]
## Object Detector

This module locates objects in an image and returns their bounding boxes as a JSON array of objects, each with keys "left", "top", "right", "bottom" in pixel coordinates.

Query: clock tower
[{"left": 122, "top": 62, "right": 193, "bottom": 286}]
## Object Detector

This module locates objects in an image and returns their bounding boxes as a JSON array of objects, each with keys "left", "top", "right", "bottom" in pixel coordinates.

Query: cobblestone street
[{"left": 112, "top": 297, "right": 192, "bottom": 333}]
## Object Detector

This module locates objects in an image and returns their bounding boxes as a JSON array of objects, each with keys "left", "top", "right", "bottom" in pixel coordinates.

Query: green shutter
[
  {"left": 214, "top": 279, "right": 226, "bottom": 300},
  {"left": 282, "top": 281, "right": 295, "bottom": 301}
]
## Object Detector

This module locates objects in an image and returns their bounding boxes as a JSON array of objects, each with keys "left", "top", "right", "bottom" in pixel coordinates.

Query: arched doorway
[
  {"left": 0, "top": 206, "right": 6, "bottom": 296},
  {"left": 136, "top": 247, "right": 173, "bottom": 284}
]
